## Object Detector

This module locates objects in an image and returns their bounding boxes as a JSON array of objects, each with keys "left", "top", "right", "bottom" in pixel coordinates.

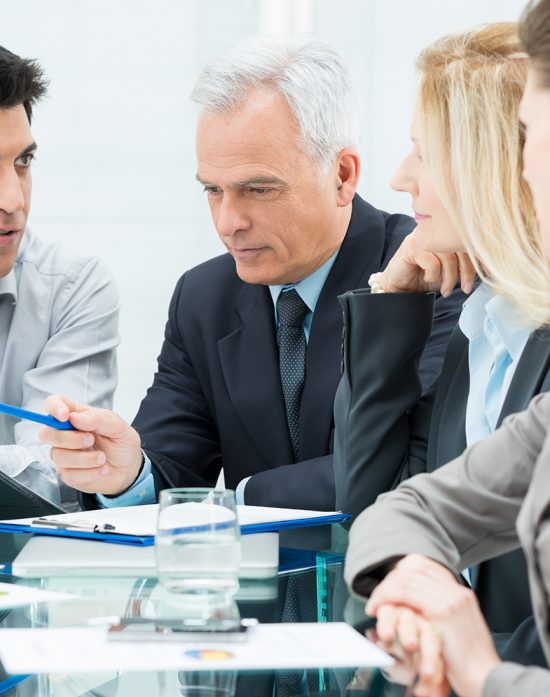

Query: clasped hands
[{"left": 364, "top": 554, "right": 500, "bottom": 697}]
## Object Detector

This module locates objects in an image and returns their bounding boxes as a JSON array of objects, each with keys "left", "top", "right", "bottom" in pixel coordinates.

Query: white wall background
[{"left": 3, "top": 0, "right": 527, "bottom": 420}]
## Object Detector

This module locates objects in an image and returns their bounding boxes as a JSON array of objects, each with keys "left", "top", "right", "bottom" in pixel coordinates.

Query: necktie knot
[{"left": 277, "top": 289, "right": 309, "bottom": 328}]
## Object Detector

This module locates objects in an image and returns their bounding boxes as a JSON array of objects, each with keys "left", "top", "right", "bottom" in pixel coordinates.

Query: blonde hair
[{"left": 417, "top": 22, "right": 550, "bottom": 327}]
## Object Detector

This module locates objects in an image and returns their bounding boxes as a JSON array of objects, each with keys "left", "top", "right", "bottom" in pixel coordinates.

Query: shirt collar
[
  {"left": 0, "top": 227, "right": 30, "bottom": 305},
  {"left": 459, "top": 283, "right": 492, "bottom": 341},
  {"left": 485, "top": 292, "right": 533, "bottom": 361},
  {"left": 459, "top": 281, "right": 532, "bottom": 361},
  {"left": 269, "top": 248, "right": 340, "bottom": 314},
  {"left": 0, "top": 268, "right": 17, "bottom": 303}
]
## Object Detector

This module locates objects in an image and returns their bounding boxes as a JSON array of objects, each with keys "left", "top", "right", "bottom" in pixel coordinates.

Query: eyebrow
[
  {"left": 18, "top": 142, "right": 37, "bottom": 158},
  {"left": 196, "top": 174, "right": 286, "bottom": 188},
  {"left": 234, "top": 177, "right": 285, "bottom": 187}
]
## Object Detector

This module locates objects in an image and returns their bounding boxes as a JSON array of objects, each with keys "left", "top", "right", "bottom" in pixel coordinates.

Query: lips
[
  {"left": 228, "top": 245, "right": 266, "bottom": 258},
  {"left": 0, "top": 229, "right": 21, "bottom": 248}
]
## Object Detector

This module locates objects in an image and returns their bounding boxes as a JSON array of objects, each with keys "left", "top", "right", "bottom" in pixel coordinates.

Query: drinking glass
[{"left": 156, "top": 488, "right": 241, "bottom": 598}]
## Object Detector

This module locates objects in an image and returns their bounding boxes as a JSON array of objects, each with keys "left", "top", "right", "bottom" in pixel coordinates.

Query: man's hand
[
  {"left": 378, "top": 231, "right": 476, "bottom": 298},
  {"left": 366, "top": 554, "right": 501, "bottom": 697},
  {"left": 39, "top": 394, "right": 143, "bottom": 496}
]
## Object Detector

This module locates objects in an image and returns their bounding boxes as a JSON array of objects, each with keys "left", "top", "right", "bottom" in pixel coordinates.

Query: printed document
[{"left": 0, "top": 622, "right": 393, "bottom": 674}]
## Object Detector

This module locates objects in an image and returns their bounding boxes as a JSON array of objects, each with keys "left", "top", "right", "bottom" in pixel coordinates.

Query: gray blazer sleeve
[
  {"left": 484, "top": 662, "right": 550, "bottom": 696},
  {"left": 345, "top": 391, "right": 550, "bottom": 595}
]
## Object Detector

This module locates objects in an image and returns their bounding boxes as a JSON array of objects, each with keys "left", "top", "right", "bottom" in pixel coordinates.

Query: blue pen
[{"left": 0, "top": 401, "right": 75, "bottom": 430}]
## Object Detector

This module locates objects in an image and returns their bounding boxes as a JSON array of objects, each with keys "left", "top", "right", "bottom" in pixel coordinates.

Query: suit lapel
[
  {"left": 497, "top": 328, "right": 550, "bottom": 426},
  {"left": 429, "top": 329, "right": 469, "bottom": 469},
  {"left": 471, "top": 330, "right": 550, "bottom": 591},
  {"left": 300, "top": 196, "right": 389, "bottom": 459},
  {"left": 217, "top": 284, "right": 293, "bottom": 468},
  {"left": 219, "top": 195, "right": 395, "bottom": 467},
  {"left": 299, "top": 270, "right": 344, "bottom": 459}
]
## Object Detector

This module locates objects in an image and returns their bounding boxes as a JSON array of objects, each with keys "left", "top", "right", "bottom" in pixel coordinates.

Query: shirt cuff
[
  {"left": 96, "top": 452, "right": 156, "bottom": 508},
  {"left": 235, "top": 476, "right": 251, "bottom": 505}
]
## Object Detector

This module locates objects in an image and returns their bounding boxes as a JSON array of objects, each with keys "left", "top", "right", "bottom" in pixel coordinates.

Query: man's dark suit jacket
[
  {"left": 334, "top": 291, "right": 550, "bottom": 666},
  {"left": 128, "top": 195, "right": 462, "bottom": 511}
]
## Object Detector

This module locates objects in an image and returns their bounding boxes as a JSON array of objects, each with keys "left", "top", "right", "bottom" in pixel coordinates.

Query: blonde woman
[
  {"left": 333, "top": 22, "right": 550, "bottom": 670},
  {"left": 345, "top": 2, "right": 550, "bottom": 694}
]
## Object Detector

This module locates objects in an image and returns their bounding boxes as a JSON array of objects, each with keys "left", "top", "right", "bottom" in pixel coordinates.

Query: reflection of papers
[
  {"left": 0, "top": 581, "right": 73, "bottom": 608},
  {"left": 13, "top": 531, "right": 279, "bottom": 579},
  {"left": 0, "top": 623, "right": 393, "bottom": 674}
]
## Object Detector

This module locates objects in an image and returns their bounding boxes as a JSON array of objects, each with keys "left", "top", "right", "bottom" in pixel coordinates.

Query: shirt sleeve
[
  {"left": 235, "top": 476, "right": 251, "bottom": 505},
  {"left": 96, "top": 453, "right": 156, "bottom": 508}
]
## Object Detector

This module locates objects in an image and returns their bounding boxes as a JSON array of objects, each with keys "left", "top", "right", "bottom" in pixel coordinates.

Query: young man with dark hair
[{"left": 0, "top": 46, "right": 119, "bottom": 508}]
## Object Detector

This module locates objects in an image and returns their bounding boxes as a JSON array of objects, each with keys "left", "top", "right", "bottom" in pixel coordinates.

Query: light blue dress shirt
[
  {"left": 459, "top": 283, "right": 533, "bottom": 447},
  {"left": 459, "top": 283, "right": 532, "bottom": 586},
  {"left": 0, "top": 228, "right": 119, "bottom": 510},
  {"left": 98, "top": 249, "right": 340, "bottom": 509}
]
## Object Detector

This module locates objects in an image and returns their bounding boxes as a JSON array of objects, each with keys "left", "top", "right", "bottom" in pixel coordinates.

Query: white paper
[
  {"left": 0, "top": 581, "right": 74, "bottom": 608},
  {"left": 1, "top": 503, "right": 344, "bottom": 538},
  {"left": 0, "top": 622, "right": 393, "bottom": 674}
]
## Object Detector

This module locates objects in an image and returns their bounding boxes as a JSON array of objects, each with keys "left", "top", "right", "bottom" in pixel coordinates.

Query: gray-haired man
[{"left": 42, "top": 36, "right": 462, "bottom": 511}]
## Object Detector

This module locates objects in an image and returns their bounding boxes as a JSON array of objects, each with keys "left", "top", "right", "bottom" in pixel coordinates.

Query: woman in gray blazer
[{"left": 345, "top": 2, "right": 550, "bottom": 694}]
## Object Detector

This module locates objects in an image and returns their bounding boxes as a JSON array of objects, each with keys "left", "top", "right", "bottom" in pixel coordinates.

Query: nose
[
  {"left": 0, "top": 166, "right": 25, "bottom": 216},
  {"left": 390, "top": 153, "right": 418, "bottom": 196},
  {"left": 214, "top": 193, "right": 251, "bottom": 238}
]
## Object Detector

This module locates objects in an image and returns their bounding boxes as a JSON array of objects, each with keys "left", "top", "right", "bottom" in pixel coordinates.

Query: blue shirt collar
[
  {"left": 459, "top": 282, "right": 533, "bottom": 362},
  {"left": 269, "top": 248, "right": 340, "bottom": 316}
]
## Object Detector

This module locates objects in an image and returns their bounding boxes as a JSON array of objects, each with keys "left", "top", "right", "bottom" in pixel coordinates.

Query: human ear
[{"left": 335, "top": 148, "right": 361, "bottom": 207}]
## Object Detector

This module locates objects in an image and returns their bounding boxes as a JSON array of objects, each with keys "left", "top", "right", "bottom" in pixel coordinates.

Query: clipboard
[{"left": 0, "top": 505, "right": 350, "bottom": 547}]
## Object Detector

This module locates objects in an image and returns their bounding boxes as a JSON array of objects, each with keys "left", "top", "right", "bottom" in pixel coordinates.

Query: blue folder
[{"left": 0, "top": 512, "right": 350, "bottom": 547}]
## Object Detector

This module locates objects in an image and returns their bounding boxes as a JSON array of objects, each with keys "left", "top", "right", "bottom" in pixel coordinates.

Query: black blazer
[
  {"left": 127, "top": 195, "right": 462, "bottom": 511},
  {"left": 334, "top": 291, "right": 550, "bottom": 666}
]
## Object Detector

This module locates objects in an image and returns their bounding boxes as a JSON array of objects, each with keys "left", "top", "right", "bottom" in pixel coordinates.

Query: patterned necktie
[{"left": 277, "top": 289, "right": 309, "bottom": 462}]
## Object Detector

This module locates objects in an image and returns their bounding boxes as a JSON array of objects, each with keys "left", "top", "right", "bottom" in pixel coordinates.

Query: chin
[
  {"left": 414, "top": 229, "right": 439, "bottom": 253},
  {"left": 0, "top": 255, "right": 18, "bottom": 279},
  {"left": 234, "top": 265, "right": 271, "bottom": 286}
]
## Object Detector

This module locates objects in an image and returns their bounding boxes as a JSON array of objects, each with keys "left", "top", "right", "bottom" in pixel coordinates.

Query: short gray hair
[{"left": 190, "top": 35, "right": 360, "bottom": 169}]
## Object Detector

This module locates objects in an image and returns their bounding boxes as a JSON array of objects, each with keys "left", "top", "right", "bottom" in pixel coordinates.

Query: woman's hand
[
  {"left": 366, "top": 554, "right": 501, "bottom": 697},
  {"left": 369, "top": 604, "right": 450, "bottom": 697},
  {"left": 378, "top": 231, "right": 476, "bottom": 297}
]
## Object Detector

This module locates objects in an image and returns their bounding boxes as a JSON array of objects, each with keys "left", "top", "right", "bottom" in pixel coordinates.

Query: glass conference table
[{"left": 0, "top": 525, "right": 411, "bottom": 697}]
